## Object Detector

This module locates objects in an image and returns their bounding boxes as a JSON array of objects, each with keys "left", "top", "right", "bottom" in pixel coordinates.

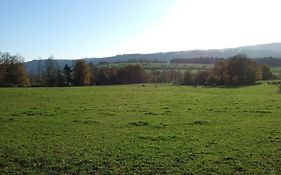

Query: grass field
[
  {"left": 0, "top": 84, "right": 281, "bottom": 174},
  {"left": 271, "top": 67, "right": 281, "bottom": 77}
]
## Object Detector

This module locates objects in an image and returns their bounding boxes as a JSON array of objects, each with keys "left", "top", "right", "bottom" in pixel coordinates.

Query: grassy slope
[{"left": 0, "top": 84, "right": 281, "bottom": 174}]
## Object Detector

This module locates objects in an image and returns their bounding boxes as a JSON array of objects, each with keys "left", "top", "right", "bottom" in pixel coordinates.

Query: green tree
[
  {"left": 227, "top": 55, "right": 258, "bottom": 85},
  {"left": 63, "top": 64, "right": 73, "bottom": 86}
]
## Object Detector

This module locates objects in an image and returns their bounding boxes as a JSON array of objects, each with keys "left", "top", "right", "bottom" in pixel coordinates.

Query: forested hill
[
  {"left": 24, "top": 42, "right": 281, "bottom": 74},
  {"left": 83, "top": 42, "right": 281, "bottom": 63}
]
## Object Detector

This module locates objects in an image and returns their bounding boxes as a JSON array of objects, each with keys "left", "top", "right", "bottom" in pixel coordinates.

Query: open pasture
[{"left": 0, "top": 84, "right": 281, "bottom": 174}]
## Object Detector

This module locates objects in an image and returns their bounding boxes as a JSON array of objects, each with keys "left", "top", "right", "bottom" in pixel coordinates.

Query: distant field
[
  {"left": 99, "top": 63, "right": 281, "bottom": 77},
  {"left": 271, "top": 67, "right": 281, "bottom": 77},
  {"left": 0, "top": 84, "right": 281, "bottom": 174},
  {"left": 98, "top": 63, "right": 213, "bottom": 72}
]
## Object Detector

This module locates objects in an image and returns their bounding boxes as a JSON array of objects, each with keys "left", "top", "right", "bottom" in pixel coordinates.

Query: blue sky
[
  {"left": 1, "top": 0, "right": 281, "bottom": 61},
  {"left": 0, "top": 0, "right": 179, "bottom": 60}
]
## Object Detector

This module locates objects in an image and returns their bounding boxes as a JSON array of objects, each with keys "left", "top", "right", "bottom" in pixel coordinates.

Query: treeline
[
  {"left": 99, "top": 58, "right": 167, "bottom": 65},
  {"left": 171, "top": 57, "right": 281, "bottom": 67},
  {"left": 181, "top": 55, "right": 272, "bottom": 86},
  {"left": 254, "top": 57, "right": 281, "bottom": 67},
  {"left": 171, "top": 57, "right": 219, "bottom": 64},
  {"left": 30, "top": 59, "right": 147, "bottom": 86},
  {"left": 0, "top": 52, "right": 148, "bottom": 87},
  {"left": 34, "top": 54, "right": 272, "bottom": 86},
  {"left": 94, "top": 64, "right": 147, "bottom": 85},
  {"left": 0, "top": 52, "right": 275, "bottom": 87}
]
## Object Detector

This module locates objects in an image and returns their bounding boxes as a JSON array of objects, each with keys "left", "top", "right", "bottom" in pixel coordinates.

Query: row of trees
[
  {"left": 0, "top": 53, "right": 274, "bottom": 87},
  {"left": 170, "top": 57, "right": 281, "bottom": 67},
  {"left": 95, "top": 65, "right": 146, "bottom": 85},
  {"left": 29, "top": 58, "right": 147, "bottom": 86},
  {"left": 171, "top": 57, "right": 218, "bottom": 64},
  {"left": 182, "top": 55, "right": 272, "bottom": 86}
]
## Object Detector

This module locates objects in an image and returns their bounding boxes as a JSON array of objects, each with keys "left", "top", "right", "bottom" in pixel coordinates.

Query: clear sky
[{"left": 1, "top": 0, "right": 281, "bottom": 61}]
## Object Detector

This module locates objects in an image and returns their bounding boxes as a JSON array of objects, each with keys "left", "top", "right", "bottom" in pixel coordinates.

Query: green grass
[
  {"left": 0, "top": 84, "right": 281, "bottom": 174},
  {"left": 271, "top": 67, "right": 281, "bottom": 77}
]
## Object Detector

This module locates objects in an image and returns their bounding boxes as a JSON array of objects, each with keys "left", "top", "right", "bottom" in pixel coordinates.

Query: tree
[
  {"left": 160, "top": 71, "right": 169, "bottom": 83},
  {"left": 73, "top": 60, "right": 91, "bottom": 86},
  {"left": 118, "top": 65, "right": 145, "bottom": 84},
  {"left": 97, "top": 68, "right": 109, "bottom": 85},
  {"left": 212, "top": 60, "right": 229, "bottom": 85},
  {"left": 56, "top": 68, "right": 65, "bottom": 87},
  {"left": 194, "top": 71, "right": 208, "bottom": 85},
  {"left": 174, "top": 71, "right": 183, "bottom": 84},
  {"left": 0, "top": 52, "right": 30, "bottom": 87},
  {"left": 227, "top": 55, "right": 258, "bottom": 85},
  {"left": 63, "top": 64, "right": 73, "bottom": 86},
  {"left": 259, "top": 64, "right": 272, "bottom": 80},
  {"left": 88, "top": 63, "right": 96, "bottom": 85},
  {"left": 106, "top": 67, "right": 118, "bottom": 84},
  {"left": 167, "top": 69, "right": 176, "bottom": 82},
  {"left": 183, "top": 69, "right": 193, "bottom": 85},
  {"left": 151, "top": 70, "right": 156, "bottom": 83},
  {"left": 43, "top": 56, "right": 60, "bottom": 86}
]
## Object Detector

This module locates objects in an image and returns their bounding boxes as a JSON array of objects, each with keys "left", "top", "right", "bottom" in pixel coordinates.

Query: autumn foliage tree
[
  {"left": 0, "top": 52, "right": 30, "bottom": 87},
  {"left": 211, "top": 59, "right": 229, "bottom": 85},
  {"left": 73, "top": 60, "right": 92, "bottom": 86}
]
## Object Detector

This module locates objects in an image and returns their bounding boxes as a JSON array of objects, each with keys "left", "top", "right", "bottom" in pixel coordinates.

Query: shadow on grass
[{"left": 179, "top": 81, "right": 266, "bottom": 89}]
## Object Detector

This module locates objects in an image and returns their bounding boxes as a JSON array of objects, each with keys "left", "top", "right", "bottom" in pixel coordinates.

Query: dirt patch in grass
[
  {"left": 128, "top": 121, "right": 149, "bottom": 126},
  {"left": 72, "top": 119, "right": 99, "bottom": 124},
  {"left": 192, "top": 120, "right": 209, "bottom": 125}
]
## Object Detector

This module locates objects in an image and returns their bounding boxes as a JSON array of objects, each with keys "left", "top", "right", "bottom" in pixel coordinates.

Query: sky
[{"left": 1, "top": 0, "right": 281, "bottom": 61}]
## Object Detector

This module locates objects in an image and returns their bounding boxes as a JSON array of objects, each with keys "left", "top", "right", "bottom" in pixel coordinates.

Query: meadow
[
  {"left": 271, "top": 67, "right": 281, "bottom": 77},
  {"left": 0, "top": 84, "right": 281, "bottom": 174}
]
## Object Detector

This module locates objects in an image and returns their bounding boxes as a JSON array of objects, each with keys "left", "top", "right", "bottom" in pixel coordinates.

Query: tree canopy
[{"left": 0, "top": 52, "right": 30, "bottom": 87}]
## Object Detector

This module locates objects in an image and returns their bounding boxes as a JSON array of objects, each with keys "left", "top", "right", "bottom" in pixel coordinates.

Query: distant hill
[{"left": 24, "top": 42, "right": 281, "bottom": 74}]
